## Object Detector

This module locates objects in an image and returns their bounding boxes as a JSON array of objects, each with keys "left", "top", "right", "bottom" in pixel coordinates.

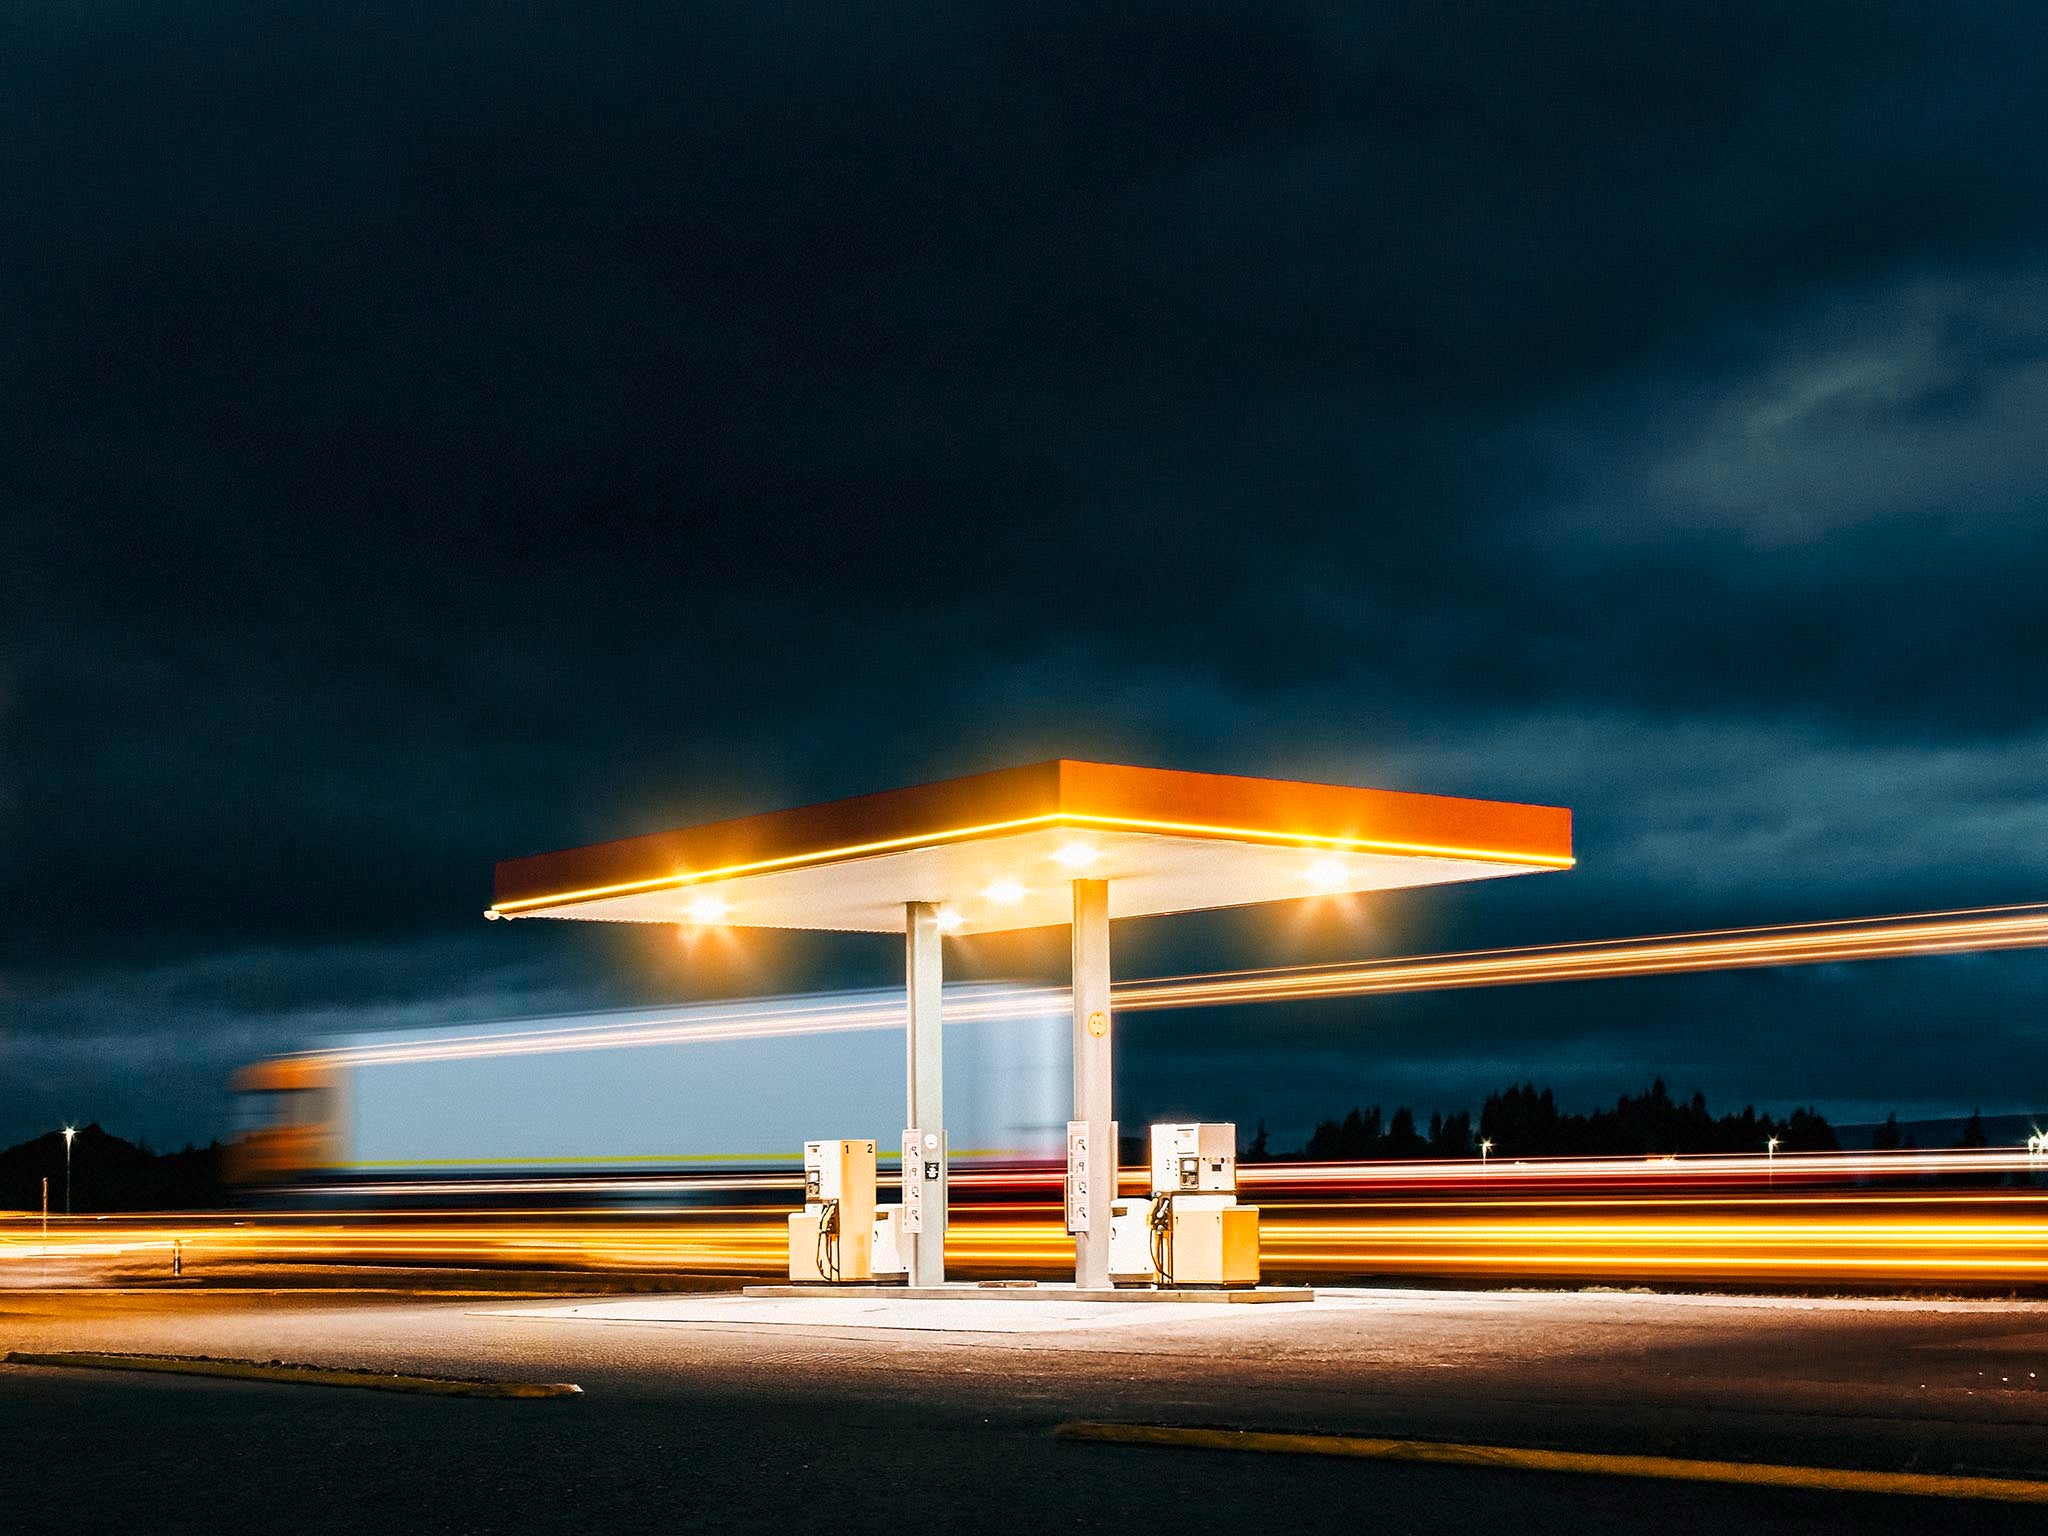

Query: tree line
[
  {"left": 0, "top": 1124, "right": 223, "bottom": 1213},
  {"left": 1249, "top": 1077, "right": 1841, "bottom": 1161}
]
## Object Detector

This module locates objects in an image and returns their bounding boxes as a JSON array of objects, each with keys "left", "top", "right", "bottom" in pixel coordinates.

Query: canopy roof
[{"left": 490, "top": 759, "right": 1572, "bottom": 936}]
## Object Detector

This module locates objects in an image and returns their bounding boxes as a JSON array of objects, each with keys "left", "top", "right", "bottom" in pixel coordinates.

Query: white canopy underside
[{"left": 512, "top": 827, "right": 1544, "bottom": 935}]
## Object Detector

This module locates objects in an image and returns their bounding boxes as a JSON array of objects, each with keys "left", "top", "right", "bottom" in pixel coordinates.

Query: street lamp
[
  {"left": 62, "top": 1126, "right": 76, "bottom": 1215},
  {"left": 1766, "top": 1135, "right": 1780, "bottom": 1187},
  {"left": 1478, "top": 1137, "right": 1493, "bottom": 1170}
]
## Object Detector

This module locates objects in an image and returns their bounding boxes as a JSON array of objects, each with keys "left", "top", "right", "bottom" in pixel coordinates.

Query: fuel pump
[
  {"left": 1108, "top": 1123, "right": 1260, "bottom": 1288},
  {"left": 788, "top": 1139, "right": 878, "bottom": 1282}
]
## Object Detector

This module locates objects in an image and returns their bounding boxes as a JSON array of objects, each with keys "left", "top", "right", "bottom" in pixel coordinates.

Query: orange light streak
[
  {"left": 11, "top": 1151, "right": 2048, "bottom": 1289},
  {"left": 1117, "top": 901, "right": 2048, "bottom": 1012}
]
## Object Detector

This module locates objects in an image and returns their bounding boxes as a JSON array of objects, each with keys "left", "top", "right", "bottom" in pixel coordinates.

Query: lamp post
[
  {"left": 1766, "top": 1135, "right": 1779, "bottom": 1187},
  {"left": 63, "top": 1126, "right": 76, "bottom": 1215},
  {"left": 1478, "top": 1137, "right": 1493, "bottom": 1170}
]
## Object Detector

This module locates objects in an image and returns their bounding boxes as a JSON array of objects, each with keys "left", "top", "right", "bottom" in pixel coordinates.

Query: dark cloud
[{"left": 4, "top": 2, "right": 2047, "bottom": 1145}]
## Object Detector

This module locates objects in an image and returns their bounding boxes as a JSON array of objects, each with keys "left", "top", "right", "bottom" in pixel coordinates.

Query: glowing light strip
[
  {"left": 489, "top": 813, "right": 1571, "bottom": 914},
  {"left": 492, "top": 814, "right": 1068, "bottom": 912},
  {"left": 1060, "top": 812, "right": 1574, "bottom": 869}
]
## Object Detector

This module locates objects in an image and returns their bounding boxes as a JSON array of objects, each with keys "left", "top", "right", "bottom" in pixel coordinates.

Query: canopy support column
[
  {"left": 1071, "top": 877, "right": 1114, "bottom": 1290},
  {"left": 905, "top": 900, "right": 947, "bottom": 1287}
]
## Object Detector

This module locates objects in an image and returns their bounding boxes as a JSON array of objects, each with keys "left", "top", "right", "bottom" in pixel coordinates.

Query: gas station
[{"left": 489, "top": 760, "right": 1572, "bottom": 1299}]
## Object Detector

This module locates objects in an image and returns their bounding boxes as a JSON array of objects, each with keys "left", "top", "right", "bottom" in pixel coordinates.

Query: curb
[{"left": 2, "top": 1351, "right": 581, "bottom": 1399}]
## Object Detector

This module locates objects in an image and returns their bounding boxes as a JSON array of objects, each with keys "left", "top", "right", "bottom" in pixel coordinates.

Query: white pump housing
[{"left": 1149, "top": 1122, "right": 1238, "bottom": 1195}]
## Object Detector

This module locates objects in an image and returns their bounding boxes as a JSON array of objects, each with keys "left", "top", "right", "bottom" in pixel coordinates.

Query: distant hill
[{"left": 0, "top": 1125, "right": 223, "bottom": 1213}]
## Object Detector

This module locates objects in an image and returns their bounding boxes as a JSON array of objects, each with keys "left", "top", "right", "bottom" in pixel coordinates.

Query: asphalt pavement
[{"left": 6, "top": 1281, "right": 2048, "bottom": 1534}]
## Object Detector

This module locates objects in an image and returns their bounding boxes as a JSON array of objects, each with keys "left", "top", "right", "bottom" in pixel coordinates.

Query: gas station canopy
[
  {"left": 492, "top": 758, "right": 1572, "bottom": 1292},
  {"left": 490, "top": 759, "right": 1573, "bottom": 935}
]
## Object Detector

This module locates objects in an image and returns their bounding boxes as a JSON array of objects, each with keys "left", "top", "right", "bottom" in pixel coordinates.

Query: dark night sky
[{"left": 5, "top": 3, "right": 2047, "bottom": 1149}]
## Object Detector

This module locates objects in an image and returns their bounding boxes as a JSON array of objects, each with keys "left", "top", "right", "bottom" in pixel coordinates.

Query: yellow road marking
[
  {"left": 3, "top": 1351, "right": 580, "bottom": 1399},
  {"left": 1053, "top": 1422, "right": 2048, "bottom": 1505}
]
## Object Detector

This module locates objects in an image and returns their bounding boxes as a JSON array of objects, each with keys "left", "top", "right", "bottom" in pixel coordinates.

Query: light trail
[
  {"left": 8, "top": 1201, "right": 2048, "bottom": 1285},
  {"left": 309, "top": 988, "right": 1051, "bottom": 1067},
  {"left": 293, "top": 901, "right": 2048, "bottom": 1067},
  {"left": 1238, "top": 1147, "right": 2048, "bottom": 1186},
  {"left": 10, "top": 1150, "right": 2048, "bottom": 1288},
  {"left": 290, "top": 1146, "right": 2048, "bottom": 1200},
  {"left": 1117, "top": 900, "right": 2048, "bottom": 1011}
]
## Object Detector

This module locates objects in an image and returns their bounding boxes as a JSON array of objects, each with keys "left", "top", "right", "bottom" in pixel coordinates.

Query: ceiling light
[
  {"left": 1305, "top": 858, "right": 1349, "bottom": 892},
  {"left": 684, "top": 894, "right": 730, "bottom": 925},
  {"left": 937, "top": 909, "right": 965, "bottom": 933},
  {"left": 1052, "top": 841, "right": 1099, "bottom": 869},
  {"left": 984, "top": 879, "right": 1026, "bottom": 904}
]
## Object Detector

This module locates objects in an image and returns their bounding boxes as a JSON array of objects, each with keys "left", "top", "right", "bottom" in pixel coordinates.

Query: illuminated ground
[{"left": 6, "top": 1281, "right": 2048, "bottom": 1533}]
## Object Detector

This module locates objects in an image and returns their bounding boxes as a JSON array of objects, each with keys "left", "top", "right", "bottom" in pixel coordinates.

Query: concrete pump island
[{"left": 488, "top": 759, "right": 1573, "bottom": 1302}]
